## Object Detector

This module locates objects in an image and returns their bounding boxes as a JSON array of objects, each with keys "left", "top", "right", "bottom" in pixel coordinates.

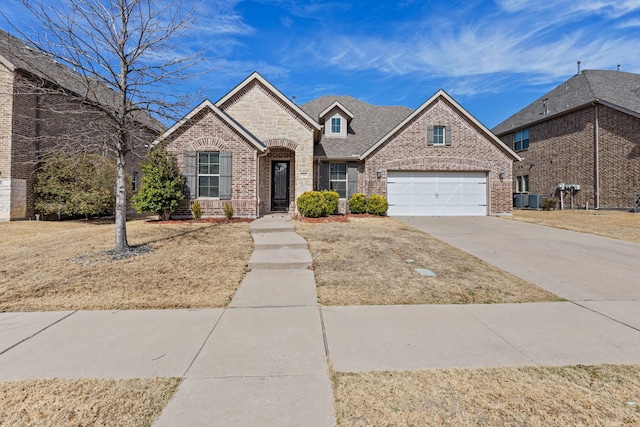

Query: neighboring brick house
[
  {"left": 493, "top": 70, "right": 640, "bottom": 209},
  {"left": 160, "top": 72, "right": 520, "bottom": 218},
  {"left": 0, "top": 29, "right": 161, "bottom": 220}
]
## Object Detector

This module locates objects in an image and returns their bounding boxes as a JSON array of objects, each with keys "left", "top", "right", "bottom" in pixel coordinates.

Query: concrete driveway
[{"left": 397, "top": 216, "right": 640, "bottom": 302}]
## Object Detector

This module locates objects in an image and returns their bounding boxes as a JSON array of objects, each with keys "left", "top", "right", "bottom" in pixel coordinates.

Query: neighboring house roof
[
  {"left": 301, "top": 95, "right": 412, "bottom": 158},
  {"left": 361, "top": 89, "right": 521, "bottom": 161},
  {"left": 0, "top": 29, "right": 163, "bottom": 133},
  {"left": 154, "top": 99, "right": 266, "bottom": 151},
  {"left": 493, "top": 70, "right": 640, "bottom": 135},
  {"left": 215, "top": 71, "right": 321, "bottom": 132}
]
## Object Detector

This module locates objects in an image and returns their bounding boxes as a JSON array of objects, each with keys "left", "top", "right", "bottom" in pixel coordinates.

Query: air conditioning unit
[
  {"left": 528, "top": 194, "right": 550, "bottom": 209},
  {"left": 514, "top": 193, "right": 528, "bottom": 208}
]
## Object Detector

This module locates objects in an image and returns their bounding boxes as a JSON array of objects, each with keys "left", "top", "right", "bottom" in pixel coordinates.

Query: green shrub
[
  {"left": 223, "top": 201, "right": 234, "bottom": 219},
  {"left": 367, "top": 194, "right": 389, "bottom": 216},
  {"left": 34, "top": 153, "right": 122, "bottom": 219},
  {"left": 132, "top": 142, "right": 184, "bottom": 221},
  {"left": 322, "top": 191, "right": 340, "bottom": 214},
  {"left": 541, "top": 197, "right": 558, "bottom": 211},
  {"left": 349, "top": 193, "right": 367, "bottom": 214},
  {"left": 191, "top": 201, "right": 203, "bottom": 219},
  {"left": 296, "top": 191, "right": 328, "bottom": 218}
]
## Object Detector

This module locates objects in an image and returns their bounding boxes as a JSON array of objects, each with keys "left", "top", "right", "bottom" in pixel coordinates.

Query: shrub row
[{"left": 296, "top": 191, "right": 388, "bottom": 218}]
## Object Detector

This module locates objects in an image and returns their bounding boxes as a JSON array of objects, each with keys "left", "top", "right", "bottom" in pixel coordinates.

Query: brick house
[
  {"left": 0, "top": 29, "right": 161, "bottom": 220},
  {"left": 160, "top": 72, "right": 520, "bottom": 218},
  {"left": 493, "top": 69, "right": 640, "bottom": 209}
]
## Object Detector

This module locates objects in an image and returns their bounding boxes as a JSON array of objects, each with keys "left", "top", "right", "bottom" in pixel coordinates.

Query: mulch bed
[
  {"left": 298, "top": 214, "right": 385, "bottom": 223},
  {"left": 149, "top": 218, "right": 254, "bottom": 225}
]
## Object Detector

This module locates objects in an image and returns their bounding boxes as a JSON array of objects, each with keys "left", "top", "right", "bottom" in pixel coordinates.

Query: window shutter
[
  {"left": 319, "top": 161, "right": 330, "bottom": 191},
  {"left": 347, "top": 162, "right": 358, "bottom": 199},
  {"left": 219, "top": 151, "right": 232, "bottom": 200},
  {"left": 427, "top": 125, "right": 434, "bottom": 146},
  {"left": 445, "top": 125, "right": 452, "bottom": 146},
  {"left": 183, "top": 151, "right": 197, "bottom": 199}
]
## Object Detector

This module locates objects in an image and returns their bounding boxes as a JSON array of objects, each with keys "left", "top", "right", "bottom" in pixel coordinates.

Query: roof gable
[
  {"left": 361, "top": 90, "right": 521, "bottom": 161},
  {"left": 318, "top": 101, "right": 354, "bottom": 123},
  {"left": 493, "top": 70, "right": 640, "bottom": 135},
  {"left": 215, "top": 71, "right": 321, "bottom": 131},
  {"left": 154, "top": 99, "right": 265, "bottom": 151}
]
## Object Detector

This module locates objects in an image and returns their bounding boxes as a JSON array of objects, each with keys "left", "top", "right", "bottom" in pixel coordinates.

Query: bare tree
[{"left": 11, "top": 0, "right": 201, "bottom": 253}]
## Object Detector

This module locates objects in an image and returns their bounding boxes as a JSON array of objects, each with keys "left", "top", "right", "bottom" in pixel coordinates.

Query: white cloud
[{"left": 278, "top": 0, "right": 640, "bottom": 97}]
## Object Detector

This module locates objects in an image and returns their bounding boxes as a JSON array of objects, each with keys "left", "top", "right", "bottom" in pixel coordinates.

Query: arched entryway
[{"left": 259, "top": 139, "right": 298, "bottom": 215}]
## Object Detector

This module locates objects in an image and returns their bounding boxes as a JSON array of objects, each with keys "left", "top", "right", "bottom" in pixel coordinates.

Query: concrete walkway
[
  {"left": 153, "top": 216, "right": 335, "bottom": 426},
  {"left": 2, "top": 216, "right": 640, "bottom": 425}
]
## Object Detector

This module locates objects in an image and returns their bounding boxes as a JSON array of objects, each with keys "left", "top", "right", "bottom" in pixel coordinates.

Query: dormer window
[
  {"left": 319, "top": 101, "right": 353, "bottom": 138},
  {"left": 331, "top": 117, "right": 341, "bottom": 134}
]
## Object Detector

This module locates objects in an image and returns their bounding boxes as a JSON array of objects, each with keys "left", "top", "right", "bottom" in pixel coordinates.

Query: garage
[{"left": 387, "top": 171, "right": 487, "bottom": 216}]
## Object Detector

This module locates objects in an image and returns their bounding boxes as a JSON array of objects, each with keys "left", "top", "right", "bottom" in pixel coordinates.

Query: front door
[{"left": 271, "top": 161, "right": 290, "bottom": 211}]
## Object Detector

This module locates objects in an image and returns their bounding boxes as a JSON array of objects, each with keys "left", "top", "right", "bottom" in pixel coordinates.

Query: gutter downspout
[
  {"left": 256, "top": 149, "right": 269, "bottom": 217},
  {"left": 594, "top": 102, "right": 600, "bottom": 209}
]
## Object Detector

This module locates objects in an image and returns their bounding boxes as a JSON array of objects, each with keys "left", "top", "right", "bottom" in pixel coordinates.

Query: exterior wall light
[
  {"left": 376, "top": 169, "right": 382, "bottom": 179},
  {"left": 498, "top": 168, "right": 505, "bottom": 180}
]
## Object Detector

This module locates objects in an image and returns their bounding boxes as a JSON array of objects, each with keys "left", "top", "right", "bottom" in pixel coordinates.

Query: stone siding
[{"left": 219, "top": 81, "right": 315, "bottom": 213}]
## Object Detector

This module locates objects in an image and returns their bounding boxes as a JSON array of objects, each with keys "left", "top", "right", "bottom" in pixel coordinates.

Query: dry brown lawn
[
  {"left": 512, "top": 209, "right": 640, "bottom": 243},
  {"left": 0, "top": 218, "right": 252, "bottom": 311},
  {"left": 296, "top": 217, "right": 560, "bottom": 305},
  {"left": 333, "top": 365, "right": 640, "bottom": 427},
  {"left": 0, "top": 377, "right": 180, "bottom": 426}
]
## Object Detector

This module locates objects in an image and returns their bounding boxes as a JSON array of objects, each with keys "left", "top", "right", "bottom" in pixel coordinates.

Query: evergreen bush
[
  {"left": 132, "top": 142, "right": 184, "bottom": 221},
  {"left": 34, "top": 153, "right": 121, "bottom": 219},
  {"left": 191, "top": 201, "right": 203, "bottom": 219},
  {"left": 223, "top": 202, "right": 234, "bottom": 219},
  {"left": 367, "top": 194, "right": 389, "bottom": 216},
  {"left": 322, "top": 190, "right": 340, "bottom": 214},
  {"left": 296, "top": 191, "right": 328, "bottom": 218},
  {"left": 348, "top": 193, "right": 367, "bottom": 214},
  {"left": 541, "top": 197, "right": 558, "bottom": 211}
]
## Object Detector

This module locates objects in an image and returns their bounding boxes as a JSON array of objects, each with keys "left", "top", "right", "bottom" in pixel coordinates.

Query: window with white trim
[
  {"left": 330, "top": 162, "right": 347, "bottom": 198},
  {"left": 433, "top": 126, "right": 445, "bottom": 145},
  {"left": 514, "top": 129, "right": 530, "bottom": 151},
  {"left": 331, "top": 117, "right": 341, "bottom": 134},
  {"left": 198, "top": 152, "right": 220, "bottom": 197}
]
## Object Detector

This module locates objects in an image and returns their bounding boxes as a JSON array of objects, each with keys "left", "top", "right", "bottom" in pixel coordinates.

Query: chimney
[
  {"left": 617, "top": 64, "right": 621, "bottom": 71},
  {"left": 577, "top": 60, "right": 581, "bottom": 74}
]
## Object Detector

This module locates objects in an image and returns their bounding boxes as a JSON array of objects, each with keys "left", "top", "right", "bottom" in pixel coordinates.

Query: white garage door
[{"left": 387, "top": 171, "right": 487, "bottom": 216}]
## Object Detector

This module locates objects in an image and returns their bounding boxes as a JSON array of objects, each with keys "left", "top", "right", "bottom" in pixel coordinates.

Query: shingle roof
[
  {"left": 0, "top": 29, "right": 163, "bottom": 132},
  {"left": 300, "top": 95, "right": 413, "bottom": 158},
  {"left": 492, "top": 70, "right": 640, "bottom": 135}
]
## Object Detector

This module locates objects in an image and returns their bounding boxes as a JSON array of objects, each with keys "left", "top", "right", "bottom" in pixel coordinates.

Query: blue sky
[{"left": 3, "top": 0, "right": 640, "bottom": 128}]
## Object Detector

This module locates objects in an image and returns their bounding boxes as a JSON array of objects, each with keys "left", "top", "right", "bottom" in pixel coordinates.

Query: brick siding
[
  {"left": 165, "top": 107, "right": 259, "bottom": 218},
  {"left": 500, "top": 104, "right": 640, "bottom": 209},
  {"left": 365, "top": 97, "right": 514, "bottom": 215},
  {"left": 2, "top": 71, "right": 153, "bottom": 219}
]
